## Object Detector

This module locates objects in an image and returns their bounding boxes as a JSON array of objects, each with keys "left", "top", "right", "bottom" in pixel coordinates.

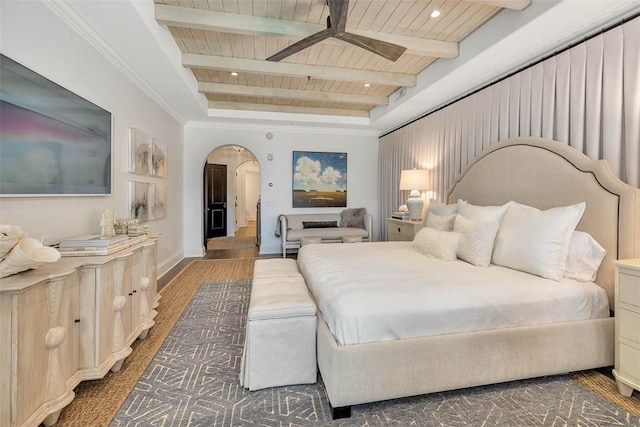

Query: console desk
[{"left": 0, "top": 236, "right": 159, "bottom": 427}]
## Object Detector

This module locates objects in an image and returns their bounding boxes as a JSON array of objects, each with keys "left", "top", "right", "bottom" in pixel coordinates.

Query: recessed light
[
  {"left": 230, "top": 71, "right": 238, "bottom": 76},
  {"left": 364, "top": 83, "right": 370, "bottom": 88},
  {"left": 430, "top": 10, "right": 441, "bottom": 18}
]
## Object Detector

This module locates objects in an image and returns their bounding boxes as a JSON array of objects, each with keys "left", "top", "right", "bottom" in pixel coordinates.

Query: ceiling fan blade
[
  {"left": 327, "top": 0, "right": 349, "bottom": 33},
  {"left": 266, "top": 28, "right": 334, "bottom": 62},
  {"left": 334, "top": 32, "right": 407, "bottom": 62}
]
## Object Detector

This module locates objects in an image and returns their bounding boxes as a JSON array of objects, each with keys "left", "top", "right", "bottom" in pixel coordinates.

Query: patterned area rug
[{"left": 111, "top": 280, "right": 639, "bottom": 426}]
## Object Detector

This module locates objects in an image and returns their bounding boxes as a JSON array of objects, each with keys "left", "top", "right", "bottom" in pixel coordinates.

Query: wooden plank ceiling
[{"left": 155, "top": 0, "right": 530, "bottom": 117}]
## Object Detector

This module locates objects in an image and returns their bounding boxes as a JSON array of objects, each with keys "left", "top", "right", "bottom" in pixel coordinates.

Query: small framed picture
[
  {"left": 129, "top": 180, "right": 150, "bottom": 221},
  {"left": 129, "top": 128, "right": 152, "bottom": 175},
  {"left": 151, "top": 138, "right": 167, "bottom": 178}
]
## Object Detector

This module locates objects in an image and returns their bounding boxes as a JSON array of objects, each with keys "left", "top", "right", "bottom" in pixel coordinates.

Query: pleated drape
[{"left": 378, "top": 17, "right": 640, "bottom": 240}]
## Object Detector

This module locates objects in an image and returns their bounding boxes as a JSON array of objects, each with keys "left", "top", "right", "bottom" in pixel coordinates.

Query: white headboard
[{"left": 447, "top": 136, "right": 640, "bottom": 309}]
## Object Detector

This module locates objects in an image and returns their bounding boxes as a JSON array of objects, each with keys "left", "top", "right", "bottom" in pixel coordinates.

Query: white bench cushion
[
  {"left": 249, "top": 277, "right": 316, "bottom": 320},
  {"left": 253, "top": 258, "right": 301, "bottom": 278},
  {"left": 287, "top": 227, "right": 368, "bottom": 241}
]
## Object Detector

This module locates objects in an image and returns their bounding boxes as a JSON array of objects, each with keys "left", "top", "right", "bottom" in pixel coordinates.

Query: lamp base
[{"left": 406, "top": 190, "right": 424, "bottom": 221}]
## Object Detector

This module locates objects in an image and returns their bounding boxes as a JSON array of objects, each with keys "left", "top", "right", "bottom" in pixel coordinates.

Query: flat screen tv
[{"left": 0, "top": 54, "right": 112, "bottom": 196}]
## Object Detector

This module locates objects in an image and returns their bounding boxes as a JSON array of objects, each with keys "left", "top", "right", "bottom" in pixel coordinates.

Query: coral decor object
[
  {"left": 0, "top": 226, "right": 60, "bottom": 278},
  {"left": 0, "top": 224, "right": 26, "bottom": 261}
]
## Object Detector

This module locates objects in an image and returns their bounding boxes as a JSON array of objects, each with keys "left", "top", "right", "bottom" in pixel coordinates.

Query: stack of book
[
  {"left": 391, "top": 211, "right": 409, "bottom": 220},
  {"left": 58, "top": 234, "right": 146, "bottom": 256}
]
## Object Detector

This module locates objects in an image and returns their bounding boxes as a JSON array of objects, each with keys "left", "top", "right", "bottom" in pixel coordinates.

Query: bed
[{"left": 296, "top": 136, "right": 640, "bottom": 418}]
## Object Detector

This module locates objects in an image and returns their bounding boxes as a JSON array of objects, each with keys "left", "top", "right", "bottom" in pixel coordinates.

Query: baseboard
[
  {"left": 158, "top": 251, "right": 185, "bottom": 278},
  {"left": 184, "top": 246, "right": 205, "bottom": 258}
]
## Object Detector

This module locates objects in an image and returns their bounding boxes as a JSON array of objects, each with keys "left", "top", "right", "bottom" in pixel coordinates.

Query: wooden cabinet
[
  {"left": 0, "top": 269, "right": 80, "bottom": 427},
  {"left": 0, "top": 237, "right": 159, "bottom": 427},
  {"left": 386, "top": 218, "right": 422, "bottom": 241},
  {"left": 613, "top": 259, "right": 640, "bottom": 397}
]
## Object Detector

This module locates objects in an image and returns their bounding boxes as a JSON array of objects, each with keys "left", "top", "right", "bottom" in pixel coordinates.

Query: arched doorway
[{"left": 202, "top": 145, "right": 261, "bottom": 249}]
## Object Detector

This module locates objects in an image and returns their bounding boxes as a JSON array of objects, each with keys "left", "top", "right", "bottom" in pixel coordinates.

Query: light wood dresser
[
  {"left": 613, "top": 259, "right": 640, "bottom": 397},
  {"left": 386, "top": 218, "right": 422, "bottom": 241},
  {"left": 0, "top": 236, "right": 159, "bottom": 427}
]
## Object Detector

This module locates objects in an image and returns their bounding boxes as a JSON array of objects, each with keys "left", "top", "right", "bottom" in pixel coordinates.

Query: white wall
[
  {"left": 0, "top": 1, "right": 185, "bottom": 276},
  {"left": 184, "top": 123, "right": 380, "bottom": 256},
  {"left": 244, "top": 170, "right": 260, "bottom": 222}
]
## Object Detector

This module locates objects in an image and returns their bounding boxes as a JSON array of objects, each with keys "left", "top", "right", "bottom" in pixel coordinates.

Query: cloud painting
[{"left": 292, "top": 151, "right": 347, "bottom": 208}]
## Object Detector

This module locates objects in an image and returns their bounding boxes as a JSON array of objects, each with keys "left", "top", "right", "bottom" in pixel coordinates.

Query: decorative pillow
[
  {"left": 412, "top": 227, "right": 462, "bottom": 261},
  {"left": 453, "top": 215, "right": 500, "bottom": 268},
  {"left": 492, "top": 201, "right": 586, "bottom": 280},
  {"left": 340, "top": 208, "right": 366, "bottom": 229},
  {"left": 302, "top": 221, "right": 338, "bottom": 229},
  {"left": 422, "top": 199, "right": 458, "bottom": 224},
  {"left": 425, "top": 212, "right": 456, "bottom": 231},
  {"left": 457, "top": 199, "right": 509, "bottom": 223},
  {"left": 564, "top": 231, "right": 606, "bottom": 282}
]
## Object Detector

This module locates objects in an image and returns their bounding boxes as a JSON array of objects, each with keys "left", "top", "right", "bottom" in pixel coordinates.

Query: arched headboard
[{"left": 447, "top": 136, "right": 640, "bottom": 309}]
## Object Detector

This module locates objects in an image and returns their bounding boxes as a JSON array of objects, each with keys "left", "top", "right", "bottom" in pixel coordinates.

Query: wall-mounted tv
[{"left": 0, "top": 54, "right": 112, "bottom": 196}]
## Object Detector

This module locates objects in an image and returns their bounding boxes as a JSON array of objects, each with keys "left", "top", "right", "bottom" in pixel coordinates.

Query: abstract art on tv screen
[
  {"left": 0, "top": 54, "right": 112, "bottom": 196},
  {"left": 292, "top": 151, "right": 347, "bottom": 208}
]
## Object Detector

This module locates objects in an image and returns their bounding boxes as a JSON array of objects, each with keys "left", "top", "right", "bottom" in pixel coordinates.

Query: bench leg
[{"left": 330, "top": 404, "right": 351, "bottom": 419}]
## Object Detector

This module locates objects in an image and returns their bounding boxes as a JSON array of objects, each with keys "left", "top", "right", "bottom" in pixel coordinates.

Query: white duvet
[{"left": 296, "top": 242, "right": 610, "bottom": 346}]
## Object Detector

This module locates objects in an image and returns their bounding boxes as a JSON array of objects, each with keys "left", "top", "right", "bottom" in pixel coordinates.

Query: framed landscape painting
[{"left": 292, "top": 151, "right": 347, "bottom": 208}]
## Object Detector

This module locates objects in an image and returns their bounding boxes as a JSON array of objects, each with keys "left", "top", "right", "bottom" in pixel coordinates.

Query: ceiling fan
[{"left": 266, "top": 0, "right": 407, "bottom": 63}]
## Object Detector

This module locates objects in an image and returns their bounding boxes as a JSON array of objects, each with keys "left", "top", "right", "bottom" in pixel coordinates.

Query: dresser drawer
[
  {"left": 387, "top": 228, "right": 405, "bottom": 241},
  {"left": 619, "top": 272, "right": 640, "bottom": 307},
  {"left": 619, "top": 308, "right": 640, "bottom": 344},
  {"left": 387, "top": 219, "right": 422, "bottom": 242},
  {"left": 619, "top": 343, "right": 640, "bottom": 382}
]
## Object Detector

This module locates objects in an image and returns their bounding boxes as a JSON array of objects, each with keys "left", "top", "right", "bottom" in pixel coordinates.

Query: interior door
[{"left": 204, "top": 163, "right": 227, "bottom": 242}]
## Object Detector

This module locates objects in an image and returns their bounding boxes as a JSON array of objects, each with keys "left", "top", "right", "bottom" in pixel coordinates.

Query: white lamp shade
[
  {"left": 399, "top": 169, "right": 429, "bottom": 221},
  {"left": 399, "top": 169, "right": 429, "bottom": 191}
]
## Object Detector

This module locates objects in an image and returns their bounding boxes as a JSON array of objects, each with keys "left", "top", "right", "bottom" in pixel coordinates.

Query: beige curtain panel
[{"left": 379, "top": 16, "right": 640, "bottom": 239}]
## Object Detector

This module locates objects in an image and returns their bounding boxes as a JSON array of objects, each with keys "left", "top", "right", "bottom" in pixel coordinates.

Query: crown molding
[
  {"left": 186, "top": 119, "right": 381, "bottom": 137},
  {"left": 41, "top": 0, "right": 187, "bottom": 124}
]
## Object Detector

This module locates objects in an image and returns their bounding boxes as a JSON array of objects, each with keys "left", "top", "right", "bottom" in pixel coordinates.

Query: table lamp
[{"left": 399, "top": 169, "right": 429, "bottom": 221}]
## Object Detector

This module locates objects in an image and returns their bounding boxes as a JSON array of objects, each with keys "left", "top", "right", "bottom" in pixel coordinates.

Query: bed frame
[{"left": 315, "top": 136, "right": 640, "bottom": 418}]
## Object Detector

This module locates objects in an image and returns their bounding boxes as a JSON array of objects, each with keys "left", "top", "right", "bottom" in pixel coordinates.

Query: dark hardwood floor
[{"left": 157, "top": 223, "right": 285, "bottom": 291}]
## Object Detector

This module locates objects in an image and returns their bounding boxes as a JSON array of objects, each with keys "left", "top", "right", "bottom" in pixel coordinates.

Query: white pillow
[
  {"left": 492, "top": 201, "right": 586, "bottom": 280},
  {"left": 425, "top": 212, "right": 456, "bottom": 231},
  {"left": 427, "top": 199, "right": 458, "bottom": 216},
  {"left": 453, "top": 215, "right": 500, "bottom": 268},
  {"left": 457, "top": 200, "right": 509, "bottom": 223},
  {"left": 564, "top": 231, "right": 606, "bottom": 282},
  {"left": 412, "top": 227, "right": 462, "bottom": 261}
]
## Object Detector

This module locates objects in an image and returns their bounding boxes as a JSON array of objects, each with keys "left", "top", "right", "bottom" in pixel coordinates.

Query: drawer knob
[{"left": 397, "top": 227, "right": 401, "bottom": 232}]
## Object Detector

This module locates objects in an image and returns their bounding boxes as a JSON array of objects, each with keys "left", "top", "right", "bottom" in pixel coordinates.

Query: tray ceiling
[{"left": 155, "top": 0, "right": 531, "bottom": 118}]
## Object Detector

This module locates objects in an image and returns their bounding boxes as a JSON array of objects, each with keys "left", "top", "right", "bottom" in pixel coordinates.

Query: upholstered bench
[
  {"left": 240, "top": 259, "right": 317, "bottom": 391},
  {"left": 276, "top": 209, "right": 373, "bottom": 258}
]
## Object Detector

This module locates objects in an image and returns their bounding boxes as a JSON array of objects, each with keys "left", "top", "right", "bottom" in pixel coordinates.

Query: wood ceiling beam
[
  {"left": 463, "top": 0, "right": 531, "bottom": 10},
  {"left": 199, "top": 82, "right": 388, "bottom": 106},
  {"left": 208, "top": 101, "right": 370, "bottom": 117},
  {"left": 156, "top": 4, "right": 458, "bottom": 58},
  {"left": 183, "top": 54, "right": 416, "bottom": 87}
]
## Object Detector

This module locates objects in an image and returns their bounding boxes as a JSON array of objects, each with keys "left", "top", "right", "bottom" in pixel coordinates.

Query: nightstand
[
  {"left": 387, "top": 218, "right": 422, "bottom": 241},
  {"left": 613, "top": 259, "right": 640, "bottom": 397}
]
